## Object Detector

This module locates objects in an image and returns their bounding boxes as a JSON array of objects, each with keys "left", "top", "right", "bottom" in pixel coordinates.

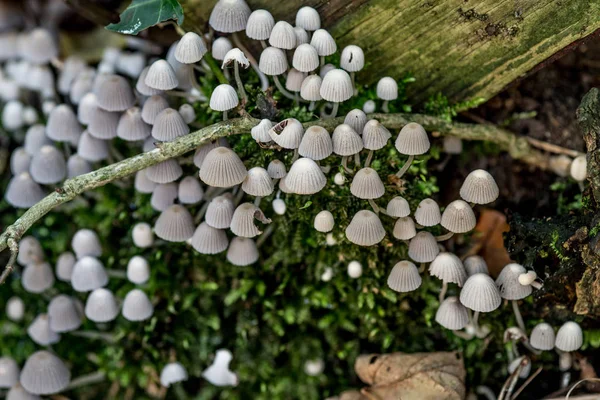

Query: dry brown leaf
[{"left": 464, "top": 209, "right": 511, "bottom": 277}]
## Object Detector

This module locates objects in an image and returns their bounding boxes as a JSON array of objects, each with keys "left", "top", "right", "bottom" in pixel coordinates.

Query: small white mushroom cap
[
  {"left": 429, "top": 252, "right": 467, "bottom": 286},
  {"left": 22, "top": 28, "right": 58, "bottom": 64},
  {"left": 294, "top": 28, "right": 310, "bottom": 46},
  {"left": 246, "top": 9, "right": 275, "bottom": 40},
  {"left": 272, "top": 198, "right": 286, "bottom": 215},
  {"left": 363, "top": 99, "right": 376, "bottom": 114},
  {"left": 85, "top": 288, "right": 119, "bottom": 322},
  {"left": 122, "top": 289, "right": 154, "bottom": 321},
  {"left": 132, "top": 222, "right": 154, "bottom": 248},
  {"left": 362, "top": 119, "right": 391, "bottom": 150},
  {"left": 5, "top": 172, "right": 45, "bottom": 208},
  {"left": 296, "top": 6, "right": 321, "bottom": 31},
  {"left": 0, "top": 357, "right": 19, "bottom": 388},
  {"left": 464, "top": 255, "right": 489, "bottom": 276},
  {"left": 285, "top": 157, "right": 327, "bottom": 195},
  {"left": 24, "top": 124, "right": 51, "bottom": 155},
  {"left": 460, "top": 169, "right": 499, "bottom": 204},
  {"left": 199, "top": 147, "right": 247, "bottom": 187},
  {"left": 7, "top": 383, "right": 42, "bottom": 400},
  {"left": 259, "top": 46, "right": 288, "bottom": 75},
  {"left": 321, "top": 267, "right": 334, "bottom": 282},
  {"left": 206, "top": 195, "right": 235, "bottom": 229},
  {"left": 395, "top": 122, "right": 430, "bottom": 155},
  {"left": 393, "top": 217, "right": 416, "bottom": 240},
  {"left": 286, "top": 68, "right": 307, "bottom": 92},
  {"left": 332, "top": 124, "right": 363, "bottom": 156},
  {"left": 459, "top": 273, "right": 501, "bottom": 312},
  {"left": 134, "top": 169, "right": 157, "bottom": 194},
  {"left": 94, "top": 74, "right": 135, "bottom": 112},
  {"left": 151, "top": 182, "right": 178, "bottom": 211},
  {"left": 160, "top": 362, "right": 188, "bottom": 387},
  {"left": 555, "top": 321, "right": 583, "bottom": 352},
  {"left": 202, "top": 349, "right": 239, "bottom": 386},
  {"left": 210, "top": 84, "right": 239, "bottom": 112},
  {"left": 293, "top": 43, "right": 319, "bottom": 72},
  {"left": 345, "top": 210, "right": 386, "bottom": 246},
  {"left": 145, "top": 59, "right": 178, "bottom": 90},
  {"left": 226, "top": 237, "right": 259, "bottom": 266},
  {"left": 441, "top": 200, "right": 476, "bottom": 233},
  {"left": 127, "top": 255, "right": 150, "bottom": 284},
  {"left": 28, "top": 314, "right": 60, "bottom": 346},
  {"left": 570, "top": 155, "right": 587, "bottom": 182},
  {"left": 136, "top": 67, "right": 161, "bottom": 96},
  {"left": 46, "top": 104, "right": 82, "bottom": 143},
  {"left": 154, "top": 204, "right": 195, "bottom": 242},
  {"left": 435, "top": 296, "right": 469, "bottom": 330},
  {"left": 320, "top": 69, "right": 353, "bottom": 103},
  {"left": 230, "top": 203, "right": 271, "bottom": 238},
  {"left": 179, "top": 104, "right": 196, "bottom": 124},
  {"left": 145, "top": 159, "right": 183, "bottom": 184},
  {"left": 175, "top": 32, "right": 207, "bottom": 64},
  {"left": 222, "top": 48, "right": 250, "bottom": 69},
  {"left": 72, "top": 229, "right": 102, "bottom": 259},
  {"left": 507, "top": 357, "right": 531, "bottom": 379},
  {"left": 345, "top": 109, "right": 367, "bottom": 134},
  {"left": 2, "top": 100, "right": 24, "bottom": 131},
  {"left": 17, "top": 236, "right": 43, "bottom": 266},
  {"left": 443, "top": 136, "right": 463, "bottom": 154},
  {"left": 518, "top": 271, "right": 537, "bottom": 286},
  {"left": 6, "top": 296, "right": 25, "bottom": 321},
  {"left": 299, "top": 125, "right": 333, "bottom": 160},
  {"left": 10, "top": 147, "right": 30, "bottom": 175},
  {"left": 269, "top": 21, "right": 296, "bottom": 50},
  {"left": 142, "top": 95, "right": 169, "bottom": 125},
  {"left": 242, "top": 167, "right": 274, "bottom": 196},
  {"left": 22, "top": 261, "right": 54, "bottom": 294},
  {"left": 87, "top": 106, "right": 120, "bottom": 140},
  {"left": 414, "top": 198, "right": 441, "bottom": 227},
  {"left": 350, "top": 168, "right": 385, "bottom": 199},
  {"left": 300, "top": 75, "right": 322, "bottom": 101},
  {"left": 386, "top": 196, "right": 411, "bottom": 218},
  {"left": 56, "top": 252, "right": 76, "bottom": 282},
  {"left": 67, "top": 154, "right": 93, "bottom": 178},
  {"left": 310, "top": 29, "right": 336, "bottom": 56},
  {"left": 212, "top": 37, "right": 233, "bottom": 61},
  {"left": 192, "top": 222, "right": 229, "bottom": 254},
  {"left": 209, "top": 0, "right": 251, "bottom": 33},
  {"left": 376, "top": 77, "right": 398, "bottom": 101},
  {"left": 408, "top": 231, "right": 439, "bottom": 263},
  {"left": 496, "top": 263, "right": 532, "bottom": 300},
  {"left": 178, "top": 176, "right": 204, "bottom": 204},
  {"left": 117, "top": 107, "right": 151, "bottom": 141},
  {"left": 340, "top": 45, "right": 364, "bottom": 72},
  {"left": 387, "top": 260, "right": 421, "bottom": 292},
  {"left": 29, "top": 145, "right": 66, "bottom": 184},
  {"left": 77, "top": 131, "right": 109, "bottom": 162},
  {"left": 530, "top": 322, "right": 555, "bottom": 351},
  {"left": 347, "top": 260, "right": 362, "bottom": 279},
  {"left": 267, "top": 159, "right": 286, "bottom": 179},
  {"left": 251, "top": 119, "right": 273, "bottom": 143},
  {"left": 152, "top": 108, "right": 190, "bottom": 141},
  {"left": 334, "top": 172, "right": 345, "bottom": 186},
  {"left": 20, "top": 351, "right": 70, "bottom": 395},
  {"left": 304, "top": 359, "right": 324, "bottom": 376},
  {"left": 71, "top": 256, "right": 108, "bottom": 292},
  {"left": 47, "top": 295, "right": 82, "bottom": 332},
  {"left": 314, "top": 210, "right": 334, "bottom": 233}
]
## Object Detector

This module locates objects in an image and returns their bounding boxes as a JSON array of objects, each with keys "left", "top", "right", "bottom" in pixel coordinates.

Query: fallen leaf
[{"left": 464, "top": 209, "right": 511, "bottom": 277}]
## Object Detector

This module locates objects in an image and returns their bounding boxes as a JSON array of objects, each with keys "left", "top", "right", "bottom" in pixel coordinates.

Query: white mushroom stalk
[{"left": 222, "top": 48, "right": 250, "bottom": 103}]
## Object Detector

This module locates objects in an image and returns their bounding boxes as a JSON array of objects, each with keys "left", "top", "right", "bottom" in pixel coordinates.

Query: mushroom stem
[
  {"left": 223, "top": 110, "right": 228, "bottom": 121},
  {"left": 234, "top": 184, "right": 245, "bottom": 206},
  {"left": 439, "top": 281, "right": 448, "bottom": 303},
  {"left": 395, "top": 154, "right": 415, "bottom": 178},
  {"left": 231, "top": 32, "right": 269, "bottom": 91},
  {"left": 70, "top": 330, "right": 117, "bottom": 342},
  {"left": 257, "top": 224, "right": 274, "bottom": 247},
  {"left": 260, "top": 40, "right": 268, "bottom": 49},
  {"left": 66, "top": 371, "right": 106, "bottom": 390},
  {"left": 292, "top": 148, "right": 300, "bottom": 162},
  {"left": 189, "top": 67, "right": 208, "bottom": 100},
  {"left": 309, "top": 101, "right": 316, "bottom": 111},
  {"left": 419, "top": 263, "right": 427, "bottom": 273},
  {"left": 106, "top": 269, "right": 127, "bottom": 279},
  {"left": 320, "top": 55, "right": 325, "bottom": 67},
  {"left": 253, "top": 196, "right": 262, "bottom": 207},
  {"left": 472, "top": 311, "right": 480, "bottom": 334},
  {"left": 382, "top": 100, "right": 390, "bottom": 113},
  {"left": 512, "top": 300, "right": 526, "bottom": 333},
  {"left": 195, "top": 202, "right": 209, "bottom": 223},
  {"left": 273, "top": 75, "right": 296, "bottom": 100},
  {"left": 330, "top": 102, "right": 339, "bottom": 119},
  {"left": 294, "top": 93, "right": 300, "bottom": 107},
  {"left": 368, "top": 199, "right": 380, "bottom": 215},
  {"left": 233, "top": 62, "right": 248, "bottom": 104},
  {"left": 436, "top": 232, "right": 455, "bottom": 242},
  {"left": 530, "top": 281, "right": 543, "bottom": 290},
  {"left": 193, "top": 64, "right": 206, "bottom": 73},
  {"left": 351, "top": 71, "right": 357, "bottom": 95},
  {"left": 354, "top": 151, "right": 361, "bottom": 167},
  {"left": 341, "top": 156, "right": 353, "bottom": 174},
  {"left": 365, "top": 150, "right": 374, "bottom": 167}
]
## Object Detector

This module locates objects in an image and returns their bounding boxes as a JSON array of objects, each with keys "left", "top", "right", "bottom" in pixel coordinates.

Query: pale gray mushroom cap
[
  {"left": 320, "top": 69, "right": 353, "bottom": 103},
  {"left": 299, "top": 125, "right": 333, "bottom": 160},
  {"left": 530, "top": 322, "right": 555, "bottom": 351},
  {"left": 285, "top": 68, "right": 306, "bottom": 92},
  {"left": 17, "top": 236, "right": 43, "bottom": 266},
  {"left": 20, "top": 351, "right": 70, "bottom": 395},
  {"left": 122, "top": 289, "right": 154, "bottom": 321},
  {"left": 507, "top": 357, "right": 531, "bottom": 379},
  {"left": 151, "top": 182, "right": 178, "bottom": 211},
  {"left": 70, "top": 69, "right": 96, "bottom": 104},
  {"left": 408, "top": 231, "right": 439, "bottom": 262},
  {"left": 314, "top": 210, "right": 334, "bottom": 233},
  {"left": 48, "top": 295, "right": 82, "bottom": 332},
  {"left": 300, "top": 75, "right": 322, "bottom": 101},
  {"left": 117, "top": 107, "right": 151, "bottom": 141},
  {"left": 246, "top": 9, "right": 275, "bottom": 40},
  {"left": 332, "top": 124, "right": 363, "bottom": 156},
  {"left": 267, "top": 159, "right": 286, "bottom": 178},
  {"left": 209, "top": 0, "right": 251, "bottom": 33},
  {"left": 340, "top": 45, "right": 364, "bottom": 72},
  {"left": 46, "top": 104, "right": 82, "bottom": 142},
  {"left": 67, "top": 154, "right": 93, "bottom": 178},
  {"left": 242, "top": 167, "right": 274, "bottom": 196},
  {"left": 179, "top": 104, "right": 196, "bottom": 124},
  {"left": 94, "top": 74, "right": 135, "bottom": 111},
  {"left": 251, "top": 119, "right": 273, "bottom": 143},
  {"left": 127, "top": 255, "right": 150, "bottom": 284},
  {"left": 441, "top": 199, "right": 477, "bottom": 233},
  {"left": 429, "top": 252, "right": 467, "bottom": 286},
  {"left": 56, "top": 252, "right": 76, "bottom": 281},
  {"left": 345, "top": 109, "right": 367, "bottom": 134},
  {"left": 30, "top": 145, "right": 66, "bottom": 184},
  {"left": 464, "top": 255, "right": 489, "bottom": 276},
  {"left": 294, "top": 26, "right": 310, "bottom": 44},
  {"left": 22, "top": 28, "right": 58, "bottom": 64},
  {"left": 160, "top": 362, "right": 188, "bottom": 387},
  {"left": 414, "top": 198, "right": 441, "bottom": 227},
  {"left": 28, "top": 314, "right": 60, "bottom": 346},
  {"left": 85, "top": 288, "right": 119, "bottom": 322},
  {"left": 555, "top": 321, "right": 583, "bottom": 352},
  {"left": 387, "top": 260, "right": 421, "bottom": 292},
  {"left": 393, "top": 217, "right": 416, "bottom": 240},
  {"left": 199, "top": 147, "right": 247, "bottom": 187},
  {"left": 212, "top": 37, "right": 233, "bottom": 61},
  {"left": 310, "top": 29, "right": 336, "bottom": 56},
  {"left": 296, "top": 6, "right": 321, "bottom": 31},
  {"left": 395, "top": 122, "right": 430, "bottom": 155},
  {"left": 154, "top": 204, "right": 195, "bottom": 242},
  {"left": 362, "top": 119, "right": 392, "bottom": 150},
  {"left": 59, "top": 56, "right": 86, "bottom": 94},
  {"left": 72, "top": 228, "right": 102, "bottom": 258},
  {"left": 206, "top": 195, "right": 235, "bottom": 229},
  {"left": 226, "top": 237, "right": 259, "bottom": 266},
  {"left": 132, "top": 222, "right": 154, "bottom": 248},
  {"left": 134, "top": 169, "right": 157, "bottom": 194},
  {"left": 210, "top": 84, "right": 239, "bottom": 112},
  {"left": 77, "top": 131, "right": 109, "bottom": 162},
  {"left": 175, "top": 32, "right": 207, "bottom": 64},
  {"left": 192, "top": 222, "right": 229, "bottom": 254},
  {"left": 495, "top": 263, "right": 532, "bottom": 300},
  {"left": 459, "top": 273, "right": 501, "bottom": 312},
  {"left": 10, "top": 147, "right": 30, "bottom": 175},
  {"left": 350, "top": 168, "right": 385, "bottom": 199},
  {"left": 285, "top": 157, "right": 327, "bottom": 195},
  {"left": 145, "top": 59, "right": 178, "bottom": 90},
  {"left": 435, "top": 296, "right": 469, "bottom": 330},
  {"left": 279, "top": 176, "right": 293, "bottom": 194},
  {"left": 459, "top": 169, "right": 499, "bottom": 204},
  {"left": 443, "top": 136, "right": 463, "bottom": 154},
  {"left": 269, "top": 21, "right": 296, "bottom": 50},
  {"left": 345, "top": 210, "right": 386, "bottom": 246},
  {"left": 145, "top": 159, "right": 183, "bottom": 184},
  {"left": 5, "top": 172, "right": 45, "bottom": 209},
  {"left": 152, "top": 108, "right": 190, "bottom": 141},
  {"left": 268, "top": 118, "right": 304, "bottom": 149},
  {"left": 7, "top": 383, "right": 43, "bottom": 400},
  {"left": 2, "top": 100, "right": 23, "bottom": 131},
  {"left": 230, "top": 203, "right": 271, "bottom": 238},
  {"left": 87, "top": 106, "right": 120, "bottom": 140},
  {"left": 570, "top": 155, "right": 587, "bottom": 182},
  {"left": 0, "top": 357, "right": 20, "bottom": 388},
  {"left": 293, "top": 44, "right": 319, "bottom": 73},
  {"left": 71, "top": 256, "right": 108, "bottom": 292},
  {"left": 222, "top": 48, "right": 250, "bottom": 69},
  {"left": 386, "top": 196, "right": 411, "bottom": 217},
  {"left": 136, "top": 67, "right": 162, "bottom": 96},
  {"left": 22, "top": 262, "right": 54, "bottom": 294},
  {"left": 259, "top": 46, "right": 288, "bottom": 75},
  {"left": 178, "top": 176, "right": 204, "bottom": 204},
  {"left": 6, "top": 296, "right": 25, "bottom": 321},
  {"left": 376, "top": 77, "right": 398, "bottom": 101},
  {"left": 24, "top": 124, "right": 51, "bottom": 155}
]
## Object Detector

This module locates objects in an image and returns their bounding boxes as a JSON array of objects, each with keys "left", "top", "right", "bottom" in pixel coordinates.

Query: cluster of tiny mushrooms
[{"left": 0, "top": 0, "right": 589, "bottom": 397}]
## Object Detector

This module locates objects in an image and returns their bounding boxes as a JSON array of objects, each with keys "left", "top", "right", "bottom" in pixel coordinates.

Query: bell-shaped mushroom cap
[
  {"left": 160, "top": 362, "right": 188, "bottom": 387},
  {"left": 230, "top": 203, "right": 271, "bottom": 238},
  {"left": 320, "top": 69, "right": 353, "bottom": 103},
  {"left": 7, "top": 383, "right": 42, "bottom": 400},
  {"left": 72, "top": 228, "right": 102, "bottom": 258},
  {"left": 132, "top": 222, "right": 154, "bottom": 248},
  {"left": 22, "top": 261, "right": 54, "bottom": 294},
  {"left": 179, "top": 104, "right": 196, "bottom": 124},
  {"left": 314, "top": 210, "right": 334, "bottom": 233},
  {"left": 443, "top": 136, "right": 463, "bottom": 154},
  {"left": 192, "top": 222, "right": 229, "bottom": 254},
  {"left": 5, "top": 172, "right": 45, "bottom": 208},
  {"left": 530, "top": 322, "right": 555, "bottom": 351},
  {"left": 24, "top": 124, "right": 51, "bottom": 155},
  {"left": 77, "top": 131, "right": 109, "bottom": 162},
  {"left": 268, "top": 118, "right": 304, "bottom": 149},
  {"left": 459, "top": 273, "right": 501, "bottom": 312},
  {"left": 126, "top": 255, "right": 150, "bottom": 284},
  {"left": 441, "top": 199, "right": 476, "bottom": 233},
  {"left": 0, "top": 357, "right": 20, "bottom": 388},
  {"left": 199, "top": 147, "right": 247, "bottom": 187},
  {"left": 194, "top": 141, "right": 225, "bottom": 169},
  {"left": 87, "top": 106, "right": 120, "bottom": 140},
  {"left": 285, "top": 68, "right": 306, "bottom": 92},
  {"left": 387, "top": 260, "right": 421, "bottom": 292},
  {"left": 2, "top": 100, "right": 24, "bottom": 131},
  {"left": 67, "top": 154, "right": 92, "bottom": 178},
  {"left": 296, "top": 6, "right": 321, "bottom": 31},
  {"left": 7, "top": 296, "right": 25, "bottom": 321},
  {"left": 340, "top": 45, "right": 365, "bottom": 72},
  {"left": 175, "top": 32, "right": 207, "bottom": 64},
  {"left": 414, "top": 198, "right": 441, "bottom": 227},
  {"left": 395, "top": 122, "right": 430, "bottom": 155},
  {"left": 555, "top": 321, "right": 583, "bottom": 352},
  {"left": 293, "top": 44, "right": 319, "bottom": 72},
  {"left": 30, "top": 145, "right": 66, "bottom": 184},
  {"left": 343, "top": 109, "right": 367, "bottom": 134},
  {"left": 570, "top": 155, "right": 587, "bottom": 182},
  {"left": 347, "top": 261, "right": 363, "bottom": 278},
  {"left": 226, "top": 237, "right": 259, "bottom": 266},
  {"left": 386, "top": 196, "right": 410, "bottom": 218},
  {"left": 267, "top": 159, "right": 286, "bottom": 179},
  {"left": 94, "top": 74, "right": 135, "bottom": 112},
  {"left": 278, "top": 176, "right": 293, "bottom": 194},
  {"left": 206, "top": 195, "right": 235, "bottom": 228},
  {"left": 222, "top": 48, "right": 250, "bottom": 69},
  {"left": 429, "top": 252, "right": 467, "bottom": 286},
  {"left": 134, "top": 169, "right": 156, "bottom": 194},
  {"left": 345, "top": 210, "right": 386, "bottom": 246},
  {"left": 251, "top": 119, "right": 273, "bottom": 143},
  {"left": 299, "top": 126, "right": 333, "bottom": 160},
  {"left": 22, "top": 28, "right": 58, "bottom": 64},
  {"left": 71, "top": 256, "right": 108, "bottom": 292},
  {"left": 47, "top": 295, "right": 82, "bottom": 332},
  {"left": 152, "top": 108, "right": 190, "bottom": 142},
  {"left": 408, "top": 231, "right": 439, "bottom": 262},
  {"left": 145, "top": 59, "right": 178, "bottom": 90},
  {"left": 28, "top": 314, "right": 60, "bottom": 346},
  {"left": 310, "top": 29, "right": 336, "bottom": 56},
  {"left": 272, "top": 198, "right": 286, "bottom": 215},
  {"left": 300, "top": 75, "right": 322, "bottom": 101},
  {"left": 210, "top": 84, "right": 239, "bottom": 112},
  {"left": 242, "top": 167, "right": 274, "bottom": 196},
  {"left": 464, "top": 255, "right": 489, "bottom": 276},
  {"left": 10, "top": 147, "right": 31, "bottom": 175},
  {"left": 285, "top": 158, "right": 327, "bottom": 195},
  {"left": 154, "top": 204, "right": 195, "bottom": 242},
  {"left": 212, "top": 37, "right": 233, "bottom": 61},
  {"left": 435, "top": 296, "right": 469, "bottom": 330},
  {"left": 122, "top": 289, "right": 154, "bottom": 321},
  {"left": 350, "top": 168, "right": 385, "bottom": 199},
  {"left": 56, "top": 252, "right": 76, "bottom": 282},
  {"left": 136, "top": 66, "right": 161, "bottom": 96},
  {"left": 259, "top": 46, "right": 288, "bottom": 75},
  {"left": 246, "top": 9, "right": 274, "bottom": 40},
  {"left": 17, "top": 236, "right": 43, "bottom": 266},
  {"left": 69, "top": 69, "right": 95, "bottom": 105},
  {"left": 496, "top": 263, "right": 532, "bottom": 300},
  {"left": 376, "top": 77, "right": 398, "bottom": 100},
  {"left": 393, "top": 217, "right": 416, "bottom": 240},
  {"left": 145, "top": 159, "right": 183, "bottom": 184},
  {"left": 85, "top": 288, "right": 119, "bottom": 322},
  {"left": 209, "top": 0, "right": 251, "bottom": 33},
  {"left": 46, "top": 104, "right": 82, "bottom": 142},
  {"left": 269, "top": 21, "right": 296, "bottom": 50},
  {"left": 460, "top": 169, "right": 499, "bottom": 204},
  {"left": 117, "top": 107, "right": 151, "bottom": 141},
  {"left": 332, "top": 124, "right": 363, "bottom": 156},
  {"left": 178, "top": 176, "right": 204, "bottom": 204},
  {"left": 20, "top": 351, "right": 70, "bottom": 395},
  {"left": 362, "top": 119, "right": 391, "bottom": 150},
  {"left": 294, "top": 26, "right": 309, "bottom": 44}
]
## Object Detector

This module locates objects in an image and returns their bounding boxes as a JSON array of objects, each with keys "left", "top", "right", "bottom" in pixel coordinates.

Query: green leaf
[
  {"left": 299, "top": 201, "right": 312, "bottom": 210},
  {"left": 106, "top": 0, "right": 184, "bottom": 36}
]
